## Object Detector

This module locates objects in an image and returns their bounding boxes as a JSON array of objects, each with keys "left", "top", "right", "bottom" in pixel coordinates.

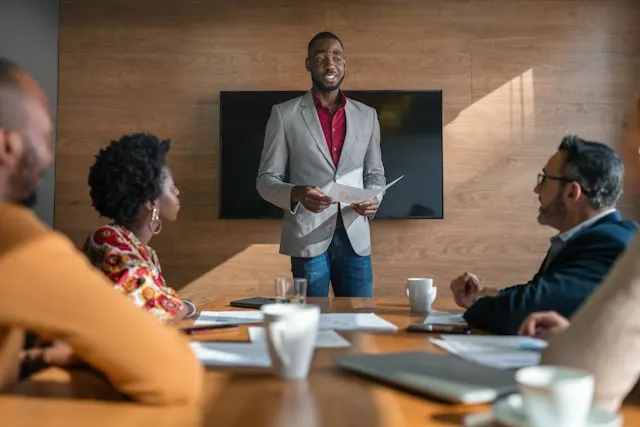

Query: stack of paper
[{"left": 431, "top": 335, "right": 547, "bottom": 369}]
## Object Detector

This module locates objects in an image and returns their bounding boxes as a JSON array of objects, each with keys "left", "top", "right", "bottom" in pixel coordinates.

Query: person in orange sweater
[
  {"left": 0, "top": 58, "right": 203, "bottom": 405},
  {"left": 82, "top": 133, "right": 196, "bottom": 322}
]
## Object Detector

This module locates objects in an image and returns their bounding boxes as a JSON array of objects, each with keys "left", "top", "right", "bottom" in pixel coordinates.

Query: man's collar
[
  {"left": 553, "top": 208, "right": 618, "bottom": 243},
  {"left": 311, "top": 90, "right": 347, "bottom": 109}
]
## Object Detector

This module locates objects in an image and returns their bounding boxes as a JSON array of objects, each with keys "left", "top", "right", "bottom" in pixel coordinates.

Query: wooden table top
[{"left": 3, "top": 297, "right": 638, "bottom": 427}]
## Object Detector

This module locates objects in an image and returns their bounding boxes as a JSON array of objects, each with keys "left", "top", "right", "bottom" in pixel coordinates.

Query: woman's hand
[{"left": 518, "top": 311, "right": 570, "bottom": 339}]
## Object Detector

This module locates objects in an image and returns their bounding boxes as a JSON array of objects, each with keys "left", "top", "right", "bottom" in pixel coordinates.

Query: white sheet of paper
[
  {"left": 431, "top": 335, "right": 546, "bottom": 369},
  {"left": 194, "top": 310, "right": 264, "bottom": 326},
  {"left": 423, "top": 310, "right": 468, "bottom": 326},
  {"left": 194, "top": 311, "right": 397, "bottom": 332},
  {"left": 431, "top": 338, "right": 541, "bottom": 369},
  {"left": 325, "top": 175, "right": 404, "bottom": 204},
  {"left": 248, "top": 327, "right": 351, "bottom": 348},
  {"left": 189, "top": 342, "right": 271, "bottom": 367},
  {"left": 439, "top": 334, "right": 548, "bottom": 350},
  {"left": 318, "top": 313, "right": 398, "bottom": 332}
]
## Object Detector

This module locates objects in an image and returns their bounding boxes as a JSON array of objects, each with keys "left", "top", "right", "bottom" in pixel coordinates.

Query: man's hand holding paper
[
  {"left": 291, "top": 185, "right": 334, "bottom": 213},
  {"left": 350, "top": 198, "right": 379, "bottom": 217}
]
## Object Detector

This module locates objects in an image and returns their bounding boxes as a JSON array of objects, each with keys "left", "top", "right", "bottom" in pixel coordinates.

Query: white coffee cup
[
  {"left": 261, "top": 303, "right": 320, "bottom": 380},
  {"left": 515, "top": 365, "right": 595, "bottom": 427},
  {"left": 405, "top": 278, "right": 437, "bottom": 313}
]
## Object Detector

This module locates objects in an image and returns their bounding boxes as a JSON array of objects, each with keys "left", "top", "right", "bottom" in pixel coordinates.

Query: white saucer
[{"left": 492, "top": 394, "right": 622, "bottom": 427}]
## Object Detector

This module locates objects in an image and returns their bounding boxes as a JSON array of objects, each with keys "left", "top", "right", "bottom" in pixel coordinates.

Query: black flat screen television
[{"left": 219, "top": 90, "right": 443, "bottom": 219}]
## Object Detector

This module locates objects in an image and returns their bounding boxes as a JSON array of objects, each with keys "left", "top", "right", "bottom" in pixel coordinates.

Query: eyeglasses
[{"left": 537, "top": 173, "right": 573, "bottom": 186}]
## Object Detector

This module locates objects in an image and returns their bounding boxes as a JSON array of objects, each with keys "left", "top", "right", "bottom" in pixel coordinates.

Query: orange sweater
[{"left": 0, "top": 204, "right": 203, "bottom": 405}]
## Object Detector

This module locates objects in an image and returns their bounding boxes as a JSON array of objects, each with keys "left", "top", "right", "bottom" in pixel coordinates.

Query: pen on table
[{"left": 182, "top": 324, "right": 239, "bottom": 335}]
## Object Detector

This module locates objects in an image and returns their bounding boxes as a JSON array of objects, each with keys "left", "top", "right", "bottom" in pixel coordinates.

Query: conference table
[{"left": 3, "top": 297, "right": 639, "bottom": 426}]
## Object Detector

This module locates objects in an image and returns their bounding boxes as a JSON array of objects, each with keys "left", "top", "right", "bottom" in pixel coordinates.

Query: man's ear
[
  {"left": 305, "top": 57, "right": 311, "bottom": 72},
  {"left": 0, "top": 129, "right": 23, "bottom": 169},
  {"left": 565, "top": 181, "right": 583, "bottom": 202}
]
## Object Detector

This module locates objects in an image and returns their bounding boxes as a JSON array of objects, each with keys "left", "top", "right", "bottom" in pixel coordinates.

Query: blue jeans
[{"left": 290, "top": 229, "right": 373, "bottom": 297}]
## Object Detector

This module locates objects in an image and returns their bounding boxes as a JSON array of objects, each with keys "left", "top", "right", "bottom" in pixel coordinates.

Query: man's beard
[
  {"left": 538, "top": 191, "right": 567, "bottom": 226},
  {"left": 15, "top": 138, "right": 41, "bottom": 209},
  {"left": 311, "top": 73, "right": 344, "bottom": 93}
]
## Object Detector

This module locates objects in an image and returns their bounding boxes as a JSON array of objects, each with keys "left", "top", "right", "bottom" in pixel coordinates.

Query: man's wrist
[
  {"left": 470, "top": 288, "right": 498, "bottom": 304},
  {"left": 290, "top": 186, "right": 303, "bottom": 204}
]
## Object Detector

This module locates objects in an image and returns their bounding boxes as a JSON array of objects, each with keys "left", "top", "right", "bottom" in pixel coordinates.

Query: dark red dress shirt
[{"left": 312, "top": 91, "right": 347, "bottom": 166}]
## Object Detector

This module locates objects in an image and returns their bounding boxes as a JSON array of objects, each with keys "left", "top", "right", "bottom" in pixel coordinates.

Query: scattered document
[
  {"left": 319, "top": 313, "right": 398, "bottom": 332},
  {"left": 248, "top": 327, "right": 351, "bottom": 348},
  {"left": 423, "top": 310, "right": 468, "bottom": 326},
  {"left": 194, "top": 311, "right": 264, "bottom": 326},
  {"left": 325, "top": 175, "right": 404, "bottom": 204},
  {"left": 431, "top": 335, "right": 547, "bottom": 369},
  {"left": 439, "top": 335, "right": 548, "bottom": 351},
  {"left": 189, "top": 342, "right": 271, "bottom": 367},
  {"left": 194, "top": 311, "right": 397, "bottom": 332}
]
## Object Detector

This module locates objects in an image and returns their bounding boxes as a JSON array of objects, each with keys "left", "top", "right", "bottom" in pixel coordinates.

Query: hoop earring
[{"left": 149, "top": 207, "right": 163, "bottom": 235}]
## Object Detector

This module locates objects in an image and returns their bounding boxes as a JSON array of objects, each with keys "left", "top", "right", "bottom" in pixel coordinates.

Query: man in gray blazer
[{"left": 256, "top": 32, "right": 386, "bottom": 297}]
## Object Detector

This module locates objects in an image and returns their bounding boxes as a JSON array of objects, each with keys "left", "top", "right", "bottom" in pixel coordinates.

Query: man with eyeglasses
[{"left": 450, "top": 134, "right": 638, "bottom": 335}]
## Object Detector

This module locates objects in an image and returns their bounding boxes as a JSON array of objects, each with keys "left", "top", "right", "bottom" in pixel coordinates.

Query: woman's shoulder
[{"left": 87, "top": 224, "right": 134, "bottom": 252}]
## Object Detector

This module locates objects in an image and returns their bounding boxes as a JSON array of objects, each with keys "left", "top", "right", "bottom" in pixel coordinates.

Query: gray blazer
[{"left": 256, "top": 91, "right": 386, "bottom": 258}]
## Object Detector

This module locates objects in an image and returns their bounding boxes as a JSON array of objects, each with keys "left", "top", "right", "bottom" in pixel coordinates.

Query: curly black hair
[{"left": 88, "top": 132, "right": 171, "bottom": 224}]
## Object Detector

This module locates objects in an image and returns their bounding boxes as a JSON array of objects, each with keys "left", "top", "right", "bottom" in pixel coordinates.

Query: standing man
[{"left": 257, "top": 32, "right": 386, "bottom": 297}]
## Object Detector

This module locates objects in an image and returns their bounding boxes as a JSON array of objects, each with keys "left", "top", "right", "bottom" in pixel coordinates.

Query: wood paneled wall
[{"left": 55, "top": 0, "right": 640, "bottom": 304}]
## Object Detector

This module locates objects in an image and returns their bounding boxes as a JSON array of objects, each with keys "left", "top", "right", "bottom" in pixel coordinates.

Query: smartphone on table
[{"left": 406, "top": 323, "right": 471, "bottom": 334}]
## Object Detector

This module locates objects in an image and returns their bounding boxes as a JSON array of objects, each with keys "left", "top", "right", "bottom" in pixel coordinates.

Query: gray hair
[{"left": 558, "top": 134, "right": 624, "bottom": 210}]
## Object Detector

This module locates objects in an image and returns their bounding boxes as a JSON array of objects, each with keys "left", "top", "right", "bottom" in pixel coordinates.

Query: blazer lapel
[
  {"left": 336, "top": 100, "right": 356, "bottom": 173},
  {"left": 301, "top": 92, "right": 335, "bottom": 170}
]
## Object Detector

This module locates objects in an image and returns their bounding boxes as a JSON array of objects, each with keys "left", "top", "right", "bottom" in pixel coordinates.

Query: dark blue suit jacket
[{"left": 463, "top": 211, "right": 638, "bottom": 335}]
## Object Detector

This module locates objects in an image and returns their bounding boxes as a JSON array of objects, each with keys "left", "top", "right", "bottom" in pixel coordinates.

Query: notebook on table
[{"left": 334, "top": 351, "right": 518, "bottom": 404}]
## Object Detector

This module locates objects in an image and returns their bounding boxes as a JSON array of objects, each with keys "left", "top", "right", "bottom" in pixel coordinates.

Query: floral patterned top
[{"left": 82, "top": 224, "right": 184, "bottom": 321}]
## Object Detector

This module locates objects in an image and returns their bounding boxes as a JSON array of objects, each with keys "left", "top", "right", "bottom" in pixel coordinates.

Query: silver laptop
[{"left": 334, "top": 351, "right": 518, "bottom": 404}]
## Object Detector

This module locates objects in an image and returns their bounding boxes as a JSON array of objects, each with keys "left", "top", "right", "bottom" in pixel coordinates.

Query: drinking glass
[
  {"left": 293, "top": 278, "right": 308, "bottom": 304},
  {"left": 275, "top": 277, "right": 293, "bottom": 303}
]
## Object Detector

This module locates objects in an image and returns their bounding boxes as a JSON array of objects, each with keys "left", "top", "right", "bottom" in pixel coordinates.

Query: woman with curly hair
[{"left": 82, "top": 132, "right": 195, "bottom": 322}]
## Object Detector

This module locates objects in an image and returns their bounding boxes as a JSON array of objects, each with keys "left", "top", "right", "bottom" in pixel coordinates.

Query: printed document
[
  {"left": 189, "top": 342, "right": 271, "bottom": 367},
  {"left": 249, "top": 327, "right": 351, "bottom": 348},
  {"left": 195, "top": 311, "right": 397, "bottom": 332},
  {"left": 431, "top": 335, "right": 547, "bottom": 369},
  {"left": 325, "top": 175, "right": 404, "bottom": 204},
  {"left": 318, "top": 313, "right": 398, "bottom": 332},
  {"left": 194, "top": 311, "right": 264, "bottom": 326}
]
